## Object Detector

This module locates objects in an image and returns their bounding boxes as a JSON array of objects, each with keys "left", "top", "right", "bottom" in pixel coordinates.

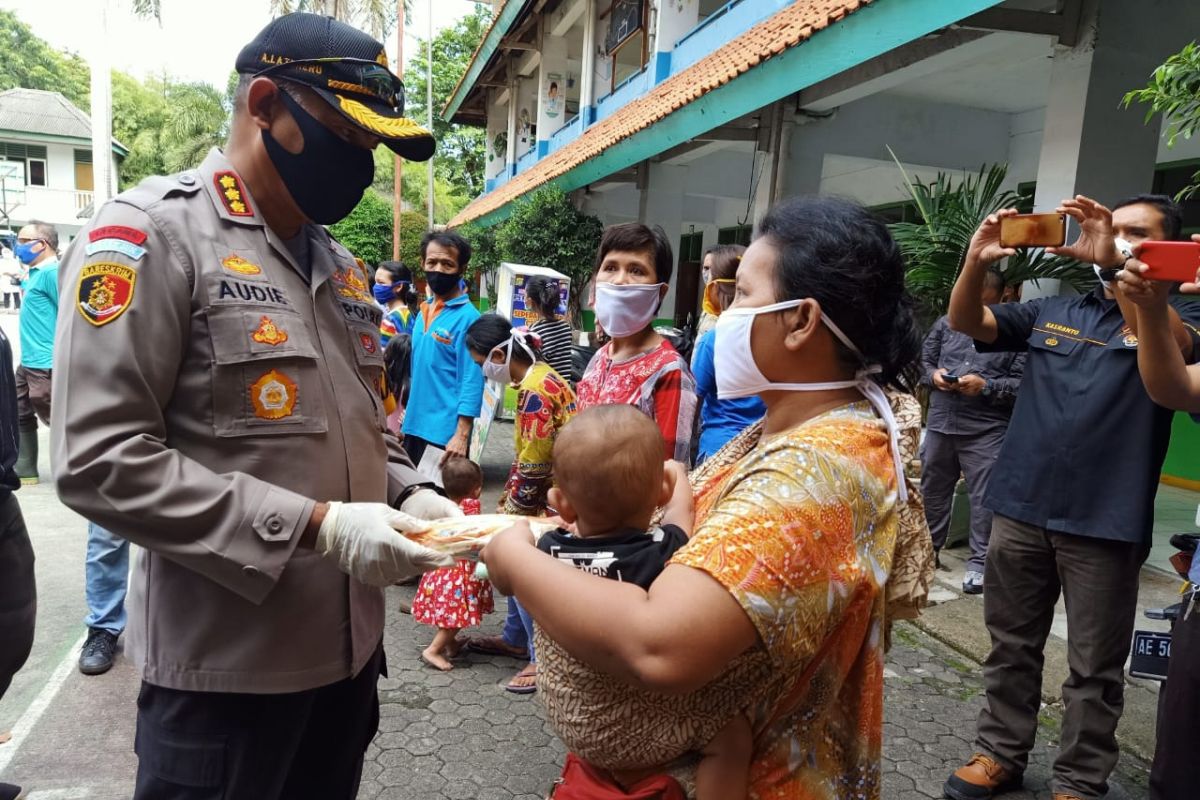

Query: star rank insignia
[{"left": 214, "top": 171, "right": 254, "bottom": 217}]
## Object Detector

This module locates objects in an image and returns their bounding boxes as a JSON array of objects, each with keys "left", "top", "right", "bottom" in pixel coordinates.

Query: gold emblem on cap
[{"left": 335, "top": 95, "right": 430, "bottom": 138}]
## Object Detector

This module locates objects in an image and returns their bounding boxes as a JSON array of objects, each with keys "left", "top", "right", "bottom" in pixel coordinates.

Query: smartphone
[
  {"left": 943, "top": 374, "right": 960, "bottom": 384},
  {"left": 999, "top": 213, "right": 1067, "bottom": 248},
  {"left": 1137, "top": 241, "right": 1200, "bottom": 283}
]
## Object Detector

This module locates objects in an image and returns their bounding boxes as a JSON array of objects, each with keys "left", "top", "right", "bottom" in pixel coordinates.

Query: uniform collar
[
  {"left": 197, "top": 148, "right": 319, "bottom": 284},
  {"left": 1083, "top": 284, "right": 1116, "bottom": 306}
]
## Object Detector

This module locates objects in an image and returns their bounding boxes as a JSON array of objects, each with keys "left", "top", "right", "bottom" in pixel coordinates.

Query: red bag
[{"left": 550, "top": 754, "right": 687, "bottom": 800}]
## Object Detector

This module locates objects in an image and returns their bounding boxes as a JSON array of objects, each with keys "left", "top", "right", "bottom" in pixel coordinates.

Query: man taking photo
[{"left": 943, "top": 194, "right": 1200, "bottom": 800}]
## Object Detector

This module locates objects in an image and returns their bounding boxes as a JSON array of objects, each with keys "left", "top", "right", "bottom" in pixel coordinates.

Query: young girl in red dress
[{"left": 411, "top": 457, "right": 493, "bottom": 670}]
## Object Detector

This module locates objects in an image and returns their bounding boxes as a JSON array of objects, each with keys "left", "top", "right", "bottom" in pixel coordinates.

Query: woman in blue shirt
[{"left": 690, "top": 244, "right": 764, "bottom": 463}]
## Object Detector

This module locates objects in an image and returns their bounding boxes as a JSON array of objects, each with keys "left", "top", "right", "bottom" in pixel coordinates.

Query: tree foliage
[
  {"left": 328, "top": 190, "right": 431, "bottom": 270},
  {"left": 0, "top": 10, "right": 90, "bottom": 111},
  {"left": 404, "top": 5, "right": 491, "bottom": 204},
  {"left": 494, "top": 185, "right": 602, "bottom": 324},
  {"left": 1124, "top": 41, "right": 1200, "bottom": 198},
  {"left": 886, "top": 151, "right": 1094, "bottom": 326},
  {"left": 267, "top": 0, "right": 408, "bottom": 40}
]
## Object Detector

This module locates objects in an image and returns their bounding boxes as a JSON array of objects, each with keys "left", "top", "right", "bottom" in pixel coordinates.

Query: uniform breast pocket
[
  {"left": 206, "top": 305, "right": 329, "bottom": 437},
  {"left": 1029, "top": 330, "right": 1083, "bottom": 358},
  {"left": 345, "top": 321, "right": 388, "bottom": 428}
]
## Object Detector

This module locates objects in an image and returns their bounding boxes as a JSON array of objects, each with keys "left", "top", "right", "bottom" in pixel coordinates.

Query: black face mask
[
  {"left": 262, "top": 91, "right": 375, "bottom": 225},
  {"left": 425, "top": 270, "right": 461, "bottom": 297}
]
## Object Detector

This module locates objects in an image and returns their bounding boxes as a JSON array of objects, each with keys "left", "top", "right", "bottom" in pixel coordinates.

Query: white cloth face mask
[
  {"left": 713, "top": 299, "right": 908, "bottom": 502},
  {"left": 481, "top": 329, "right": 536, "bottom": 385},
  {"left": 592, "top": 282, "right": 665, "bottom": 338}
]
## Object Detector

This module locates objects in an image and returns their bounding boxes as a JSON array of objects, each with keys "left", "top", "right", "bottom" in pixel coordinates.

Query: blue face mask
[
  {"left": 14, "top": 241, "right": 42, "bottom": 265},
  {"left": 373, "top": 281, "right": 408, "bottom": 305}
]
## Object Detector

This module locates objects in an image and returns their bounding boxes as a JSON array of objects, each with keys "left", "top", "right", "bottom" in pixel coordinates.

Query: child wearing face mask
[{"left": 464, "top": 313, "right": 577, "bottom": 692}]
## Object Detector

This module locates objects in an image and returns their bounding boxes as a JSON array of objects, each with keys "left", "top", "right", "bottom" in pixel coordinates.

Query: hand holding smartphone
[
  {"left": 999, "top": 213, "right": 1067, "bottom": 248},
  {"left": 1135, "top": 241, "right": 1200, "bottom": 283},
  {"left": 943, "top": 373, "right": 960, "bottom": 384}
]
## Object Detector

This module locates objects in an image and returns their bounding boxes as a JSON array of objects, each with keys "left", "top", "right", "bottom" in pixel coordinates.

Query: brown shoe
[{"left": 943, "top": 753, "right": 1022, "bottom": 800}]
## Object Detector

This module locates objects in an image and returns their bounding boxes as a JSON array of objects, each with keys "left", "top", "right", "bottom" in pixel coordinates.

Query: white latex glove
[
  {"left": 400, "top": 488, "right": 465, "bottom": 521},
  {"left": 315, "top": 502, "right": 454, "bottom": 586}
]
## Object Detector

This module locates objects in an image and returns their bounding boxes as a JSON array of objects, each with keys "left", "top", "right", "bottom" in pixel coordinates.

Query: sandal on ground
[
  {"left": 505, "top": 664, "right": 538, "bottom": 694},
  {"left": 462, "top": 634, "right": 527, "bottom": 659}
]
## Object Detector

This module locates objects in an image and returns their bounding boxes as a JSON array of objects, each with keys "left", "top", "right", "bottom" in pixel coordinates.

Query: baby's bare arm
[{"left": 661, "top": 460, "right": 695, "bottom": 536}]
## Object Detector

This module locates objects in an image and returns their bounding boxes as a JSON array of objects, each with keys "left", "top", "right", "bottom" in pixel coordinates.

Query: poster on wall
[
  {"left": 518, "top": 108, "right": 531, "bottom": 145},
  {"left": 545, "top": 73, "right": 562, "bottom": 119},
  {"left": 510, "top": 272, "right": 570, "bottom": 326}
]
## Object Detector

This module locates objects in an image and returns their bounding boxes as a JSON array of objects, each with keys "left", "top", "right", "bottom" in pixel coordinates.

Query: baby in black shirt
[{"left": 534, "top": 405, "right": 753, "bottom": 800}]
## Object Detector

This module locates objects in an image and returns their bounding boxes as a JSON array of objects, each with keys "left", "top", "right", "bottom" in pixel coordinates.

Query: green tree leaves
[
  {"left": 492, "top": 185, "right": 602, "bottom": 324},
  {"left": 1124, "top": 41, "right": 1200, "bottom": 198},
  {"left": 0, "top": 10, "right": 90, "bottom": 111}
]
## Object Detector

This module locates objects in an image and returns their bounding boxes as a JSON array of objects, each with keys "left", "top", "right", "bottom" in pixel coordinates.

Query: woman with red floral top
[{"left": 576, "top": 224, "right": 697, "bottom": 464}]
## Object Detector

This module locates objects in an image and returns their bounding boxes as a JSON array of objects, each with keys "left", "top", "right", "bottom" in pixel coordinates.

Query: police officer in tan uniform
[{"left": 51, "top": 14, "right": 461, "bottom": 798}]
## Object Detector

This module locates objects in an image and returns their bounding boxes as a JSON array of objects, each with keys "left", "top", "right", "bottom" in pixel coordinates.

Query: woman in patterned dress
[
  {"left": 484, "top": 197, "right": 929, "bottom": 798},
  {"left": 575, "top": 223, "right": 697, "bottom": 464}
]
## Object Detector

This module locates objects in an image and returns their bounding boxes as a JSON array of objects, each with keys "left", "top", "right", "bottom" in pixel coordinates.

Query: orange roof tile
[{"left": 450, "top": 0, "right": 871, "bottom": 226}]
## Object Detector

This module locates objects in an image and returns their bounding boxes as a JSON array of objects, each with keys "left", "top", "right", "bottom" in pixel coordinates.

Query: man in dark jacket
[{"left": 920, "top": 267, "right": 1024, "bottom": 593}]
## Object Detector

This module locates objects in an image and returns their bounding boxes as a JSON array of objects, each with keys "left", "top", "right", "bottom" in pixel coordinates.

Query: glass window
[{"left": 27, "top": 159, "right": 46, "bottom": 187}]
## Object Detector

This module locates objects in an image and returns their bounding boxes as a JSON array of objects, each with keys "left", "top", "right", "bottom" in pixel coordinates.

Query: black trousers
[
  {"left": 1149, "top": 606, "right": 1200, "bottom": 800},
  {"left": 133, "top": 645, "right": 385, "bottom": 800},
  {"left": 0, "top": 492, "right": 35, "bottom": 699},
  {"left": 402, "top": 433, "right": 433, "bottom": 466}
]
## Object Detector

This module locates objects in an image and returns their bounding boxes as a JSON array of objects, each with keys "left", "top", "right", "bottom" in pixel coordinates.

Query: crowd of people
[{"left": 0, "top": 11, "right": 1197, "bottom": 800}]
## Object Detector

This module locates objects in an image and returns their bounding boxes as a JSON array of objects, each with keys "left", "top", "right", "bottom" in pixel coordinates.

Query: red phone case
[{"left": 1138, "top": 241, "right": 1200, "bottom": 283}]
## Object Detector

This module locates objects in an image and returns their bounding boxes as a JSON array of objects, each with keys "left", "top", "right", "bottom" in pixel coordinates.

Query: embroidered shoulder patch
[
  {"left": 76, "top": 263, "right": 136, "bottom": 327},
  {"left": 359, "top": 331, "right": 378, "bottom": 354},
  {"left": 89, "top": 225, "right": 147, "bottom": 245},
  {"left": 250, "top": 369, "right": 297, "bottom": 420},
  {"left": 214, "top": 171, "right": 254, "bottom": 217},
  {"left": 85, "top": 239, "right": 146, "bottom": 260}
]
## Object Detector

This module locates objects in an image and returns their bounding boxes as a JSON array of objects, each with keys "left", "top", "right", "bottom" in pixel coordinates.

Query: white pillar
[
  {"left": 90, "top": 0, "right": 114, "bottom": 206},
  {"left": 506, "top": 76, "right": 519, "bottom": 169},
  {"left": 1026, "top": 0, "right": 1200, "bottom": 298},
  {"left": 485, "top": 89, "right": 507, "bottom": 180},
  {"left": 579, "top": 0, "right": 596, "bottom": 115},
  {"left": 642, "top": 163, "right": 685, "bottom": 321},
  {"left": 653, "top": 0, "right": 699, "bottom": 67}
]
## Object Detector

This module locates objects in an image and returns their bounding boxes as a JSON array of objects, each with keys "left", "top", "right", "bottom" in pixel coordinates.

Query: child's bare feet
[
  {"left": 420, "top": 646, "right": 454, "bottom": 671},
  {"left": 442, "top": 637, "right": 467, "bottom": 659}
]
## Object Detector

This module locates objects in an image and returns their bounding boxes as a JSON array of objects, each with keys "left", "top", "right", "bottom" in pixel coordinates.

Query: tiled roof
[
  {"left": 450, "top": 0, "right": 871, "bottom": 226},
  {"left": 0, "top": 88, "right": 127, "bottom": 152}
]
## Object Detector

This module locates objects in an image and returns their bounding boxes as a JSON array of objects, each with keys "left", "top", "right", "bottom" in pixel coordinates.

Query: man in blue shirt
[
  {"left": 12, "top": 221, "right": 58, "bottom": 483},
  {"left": 943, "top": 195, "right": 1200, "bottom": 800},
  {"left": 402, "top": 231, "right": 484, "bottom": 466}
]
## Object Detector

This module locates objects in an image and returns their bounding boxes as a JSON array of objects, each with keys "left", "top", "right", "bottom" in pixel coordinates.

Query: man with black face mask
[{"left": 50, "top": 14, "right": 465, "bottom": 799}]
